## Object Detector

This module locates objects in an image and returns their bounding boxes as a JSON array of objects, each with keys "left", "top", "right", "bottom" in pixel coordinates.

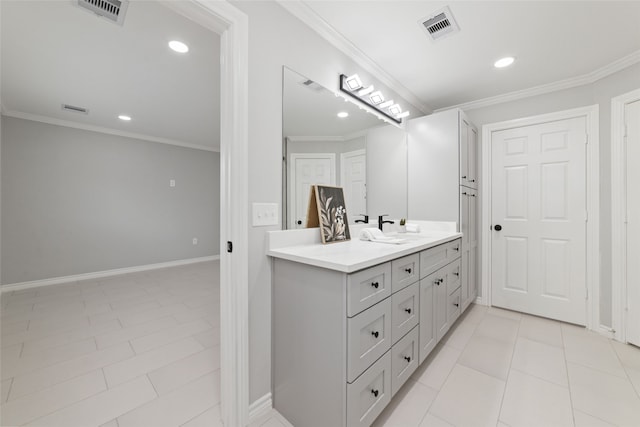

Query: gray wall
[
  {"left": 464, "top": 62, "right": 640, "bottom": 328},
  {"left": 1, "top": 116, "right": 220, "bottom": 285}
]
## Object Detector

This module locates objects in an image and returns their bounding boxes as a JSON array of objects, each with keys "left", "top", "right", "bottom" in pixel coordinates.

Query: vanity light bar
[{"left": 339, "top": 74, "right": 403, "bottom": 124}]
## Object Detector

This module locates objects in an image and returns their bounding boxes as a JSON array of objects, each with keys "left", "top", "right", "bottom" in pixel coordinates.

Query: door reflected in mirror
[{"left": 282, "top": 67, "right": 408, "bottom": 229}]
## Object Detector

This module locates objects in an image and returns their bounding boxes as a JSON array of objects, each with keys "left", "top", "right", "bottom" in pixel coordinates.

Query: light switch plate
[{"left": 252, "top": 203, "right": 279, "bottom": 227}]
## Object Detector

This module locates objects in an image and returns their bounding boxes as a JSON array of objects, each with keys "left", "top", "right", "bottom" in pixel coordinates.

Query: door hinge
[
  {"left": 585, "top": 133, "right": 589, "bottom": 145},
  {"left": 227, "top": 241, "right": 233, "bottom": 253},
  {"left": 584, "top": 210, "right": 588, "bottom": 222}
]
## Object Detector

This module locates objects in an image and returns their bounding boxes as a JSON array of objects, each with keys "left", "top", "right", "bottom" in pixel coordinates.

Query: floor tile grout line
[
  {"left": 560, "top": 320, "right": 580, "bottom": 427},
  {"left": 177, "top": 403, "right": 218, "bottom": 427},
  {"left": 4, "top": 377, "right": 14, "bottom": 403},
  {"left": 494, "top": 312, "right": 521, "bottom": 426},
  {"left": 609, "top": 339, "right": 640, "bottom": 401}
]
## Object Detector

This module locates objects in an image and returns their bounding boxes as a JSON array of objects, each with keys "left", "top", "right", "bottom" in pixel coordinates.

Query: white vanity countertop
[{"left": 267, "top": 222, "right": 462, "bottom": 273}]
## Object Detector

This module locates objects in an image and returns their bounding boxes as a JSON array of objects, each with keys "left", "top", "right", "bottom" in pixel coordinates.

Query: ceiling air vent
[
  {"left": 61, "top": 104, "right": 89, "bottom": 115},
  {"left": 419, "top": 6, "right": 460, "bottom": 41},
  {"left": 299, "top": 79, "right": 325, "bottom": 93},
  {"left": 76, "top": 0, "right": 129, "bottom": 26}
]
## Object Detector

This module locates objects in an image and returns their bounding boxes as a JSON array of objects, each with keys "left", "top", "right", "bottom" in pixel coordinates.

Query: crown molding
[
  {"left": 286, "top": 135, "right": 345, "bottom": 143},
  {"left": 2, "top": 110, "right": 220, "bottom": 152},
  {"left": 439, "top": 49, "right": 640, "bottom": 112},
  {"left": 277, "top": 0, "right": 432, "bottom": 115}
]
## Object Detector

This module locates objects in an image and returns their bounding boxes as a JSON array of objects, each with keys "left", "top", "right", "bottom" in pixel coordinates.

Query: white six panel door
[
  {"left": 626, "top": 100, "right": 640, "bottom": 346},
  {"left": 491, "top": 117, "right": 587, "bottom": 325},
  {"left": 341, "top": 150, "right": 367, "bottom": 222},
  {"left": 290, "top": 154, "right": 335, "bottom": 229}
]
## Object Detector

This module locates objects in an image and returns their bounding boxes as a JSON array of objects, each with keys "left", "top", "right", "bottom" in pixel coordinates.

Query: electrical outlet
[
  {"left": 252, "top": 203, "right": 278, "bottom": 226},
  {"left": 170, "top": 179, "right": 176, "bottom": 187},
  {"left": 192, "top": 238, "right": 198, "bottom": 245}
]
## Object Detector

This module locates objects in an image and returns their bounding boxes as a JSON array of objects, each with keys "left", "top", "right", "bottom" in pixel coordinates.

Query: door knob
[
  {"left": 297, "top": 220, "right": 302, "bottom": 225},
  {"left": 494, "top": 224, "right": 502, "bottom": 231}
]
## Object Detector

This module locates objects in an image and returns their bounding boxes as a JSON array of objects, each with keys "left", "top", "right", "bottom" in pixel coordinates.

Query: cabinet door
[
  {"left": 460, "top": 115, "right": 469, "bottom": 187},
  {"left": 467, "top": 125, "right": 478, "bottom": 189},
  {"left": 419, "top": 275, "right": 436, "bottom": 363},
  {"left": 434, "top": 269, "right": 450, "bottom": 343}
]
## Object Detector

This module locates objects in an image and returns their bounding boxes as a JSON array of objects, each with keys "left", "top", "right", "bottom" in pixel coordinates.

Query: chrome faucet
[{"left": 378, "top": 215, "right": 394, "bottom": 231}]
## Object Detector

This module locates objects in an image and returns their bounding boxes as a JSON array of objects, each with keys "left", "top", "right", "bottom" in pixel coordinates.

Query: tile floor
[
  {"left": 1, "top": 261, "right": 220, "bottom": 427},
  {"left": 2, "top": 262, "right": 640, "bottom": 427}
]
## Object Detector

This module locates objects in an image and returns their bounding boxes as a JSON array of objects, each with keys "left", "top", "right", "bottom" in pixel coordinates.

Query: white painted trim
[
  {"left": 442, "top": 50, "right": 640, "bottom": 112},
  {"left": 481, "top": 105, "right": 600, "bottom": 331},
  {"left": 287, "top": 135, "right": 345, "bottom": 143},
  {"left": 1, "top": 256, "right": 219, "bottom": 293},
  {"left": 289, "top": 153, "right": 336, "bottom": 229},
  {"left": 340, "top": 149, "right": 366, "bottom": 201},
  {"left": 1, "top": 110, "right": 219, "bottom": 153},
  {"left": 276, "top": 0, "right": 432, "bottom": 115},
  {"left": 248, "top": 393, "right": 273, "bottom": 424},
  {"left": 165, "top": 2, "right": 250, "bottom": 426},
  {"left": 611, "top": 88, "right": 640, "bottom": 343}
]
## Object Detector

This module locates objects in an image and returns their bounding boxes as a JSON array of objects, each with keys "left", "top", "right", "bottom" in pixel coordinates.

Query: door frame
[
  {"left": 611, "top": 88, "right": 640, "bottom": 343},
  {"left": 163, "top": 1, "right": 249, "bottom": 425},
  {"left": 480, "top": 105, "right": 600, "bottom": 331},
  {"left": 289, "top": 152, "right": 336, "bottom": 228}
]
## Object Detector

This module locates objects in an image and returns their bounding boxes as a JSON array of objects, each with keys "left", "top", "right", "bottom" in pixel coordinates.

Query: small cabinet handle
[
  {"left": 453, "top": 247, "right": 459, "bottom": 251},
  {"left": 453, "top": 272, "right": 459, "bottom": 276},
  {"left": 371, "top": 331, "right": 379, "bottom": 338},
  {"left": 404, "top": 356, "right": 411, "bottom": 363},
  {"left": 462, "top": 192, "right": 468, "bottom": 196},
  {"left": 371, "top": 281, "right": 379, "bottom": 289},
  {"left": 371, "top": 389, "right": 379, "bottom": 398},
  {"left": 454, "top": 303, "right": 459, "bottom": 307},
  {"left": 470, "top": 179, "right": 476, "bottom": 183},
  {"left": 435, "top": 278, "right": 443, "bottom": 285},
  {"left": 404, "top": 308, "right": 412, "bottom": 314},
  {"left": 462, "top": 176, "right": 467, "bottom": 179},
  {"left": 404, "top": 267, "right": 412, "bottom": 274}
]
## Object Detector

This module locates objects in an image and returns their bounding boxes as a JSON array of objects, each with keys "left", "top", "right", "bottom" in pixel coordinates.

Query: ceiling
[
  {"left": 1, "top": 1, "right": 220, "bottom": 150},
  {"left": 297, "top": 0, "right": 640, "bottom": 112},
  {"left": 2, "top": 1, "right": 640, "bottom": 148}
]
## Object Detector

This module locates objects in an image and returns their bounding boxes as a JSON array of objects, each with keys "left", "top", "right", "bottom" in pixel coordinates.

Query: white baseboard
[
  {"left": 248, "top": 392, "right": 273, "bottom": 424},
  {"left": 1, "top": 255, "right": 220, "bottom": 293}
]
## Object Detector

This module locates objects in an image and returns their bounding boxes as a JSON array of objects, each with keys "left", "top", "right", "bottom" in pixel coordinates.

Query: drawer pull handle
[
  {"left": 453, "top": 247, "right": 459, "bottom": 251},
  {"left": 371, "top": 281, "right": 379, "bottom": 289},
  {"left": 454, "top": 303, "right": 459, "bottom": 307},
  {"left": 453, "top": 272, "right": 459, "bottom": 276},
  {"left": 371, "top": 331, "right": 379, "bottom": 338},
  {"left": 371, "top": 389, "right": 379, "bottom": 398},
  {"left": 462, "top": 176, "right": 467, "bottom": 179},
  {"left": 404, "top": 267, "right": 412, "bottom": 274},
  {"left": 404, "top": 356, "right": 411, "bottom": 363},
  {"left": 404, "top": 308, "right": 412, "bottom": 314},
  {"left": 435, "top": 278, "right": 443, "bottom": 285}
]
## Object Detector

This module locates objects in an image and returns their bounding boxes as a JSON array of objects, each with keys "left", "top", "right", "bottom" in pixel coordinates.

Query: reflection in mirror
[{"left": 282, "top": 67, "right": 408, "bottom": 229}]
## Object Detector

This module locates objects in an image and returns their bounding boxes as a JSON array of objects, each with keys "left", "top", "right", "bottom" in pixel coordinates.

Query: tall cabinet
[{"left": 408, "top": 108, "right": 479, "bottom": 310}]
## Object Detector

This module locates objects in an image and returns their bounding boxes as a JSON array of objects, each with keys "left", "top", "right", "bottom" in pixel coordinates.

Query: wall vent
[
  {"left": 61, "top": 104, "right": 89, "bottom": 114},
  {"left": 299, "top": 79, "right": 325, "bottom": 93},
  {"left": 419, "top": 6, "right": 460, "bottom": 41},
  {"left": 76, "top": 0, "right": 129, "bottom": 26}
]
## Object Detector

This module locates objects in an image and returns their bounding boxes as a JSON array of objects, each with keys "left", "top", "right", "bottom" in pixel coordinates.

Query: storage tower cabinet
[
  {"left": 407, "top": 109, "right": 479, "bottom": 311},
  {"left": 272, "top": 238, "right": 466, "bottom": 427}
]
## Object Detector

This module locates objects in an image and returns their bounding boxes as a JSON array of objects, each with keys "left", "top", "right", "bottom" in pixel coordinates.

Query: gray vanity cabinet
[{"left": 272, "top": 238, "right": 464, "bottom": 427}]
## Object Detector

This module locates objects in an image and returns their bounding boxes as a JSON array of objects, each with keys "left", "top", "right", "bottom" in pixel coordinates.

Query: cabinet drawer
[
  {"left": 420, "top": 244, "right": 448, "bottom": 278},
  {"left": 391, "top": 325, "right": 419, "bottom": 396},
  {"left": 448, "top": 288, "right": 461, "bottom": 325},
  {"left": 446, "top": 239, "right": 462, "bottom": 262},
  {"left": 391, "top": 254, "right": 419, "bottom": 292},
  {"left": 391, "top": 282, "right": 419, "bottom": 344},
  {"left": 347, "top": 298, "right": 392, "bottom": 383},
  {"left": 447, "top": 259, "right": 462, "bottom": 296},
  {"left": 347, "top": 351, "right": 391, "bottom": 427},
  {"left": 347, "top": 263, "right": 392, "bottom": 317}
]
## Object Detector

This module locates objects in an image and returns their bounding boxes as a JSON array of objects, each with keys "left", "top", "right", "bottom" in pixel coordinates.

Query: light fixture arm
[{"left": 339, "top": 74, "right": 402, "bottom": 124}]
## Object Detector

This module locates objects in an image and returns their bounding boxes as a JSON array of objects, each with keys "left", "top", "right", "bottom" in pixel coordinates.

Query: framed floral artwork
[{"left": 306, "top": 185, "right": 351, "bottom": 244}]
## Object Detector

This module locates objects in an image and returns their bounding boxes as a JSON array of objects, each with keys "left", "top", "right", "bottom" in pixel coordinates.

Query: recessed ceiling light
[
  {"left": 337, "top": 112, "right": 349, "bottom": 118},
  {"left": 168, "top": 40, "right": 189, "bottom": 53},
  {"left": 118, "top": 115, "right": 132, "bottom": 121},
  {"left": 494, "top": 56, "right": 515, "bottom": 68}
]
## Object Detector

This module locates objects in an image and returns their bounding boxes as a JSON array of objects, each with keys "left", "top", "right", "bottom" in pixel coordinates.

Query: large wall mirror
[{"left": 282, "top": 67, "right": 408, "bottom": 229}]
